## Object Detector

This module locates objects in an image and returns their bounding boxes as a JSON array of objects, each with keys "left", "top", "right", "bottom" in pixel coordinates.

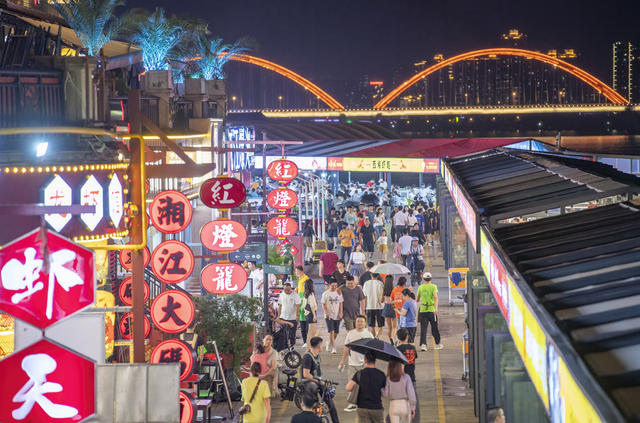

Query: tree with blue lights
[
  {"left": 51, "top": 0, "right": 126, "bottom": 56},
  {"left": 196, "top": 37, "right": 246, "bottom": 80},
  {"left": 130, "top": 8, "right": 182, "bottom": 71}
]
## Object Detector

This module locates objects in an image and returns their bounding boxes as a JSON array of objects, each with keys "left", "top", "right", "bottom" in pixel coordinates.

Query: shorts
[
  {"left": 326, "top": 318, "right": 341, "bottom": 333},
  {"left": 382, "top": 303, "right": 396, "bottom": 318},
  {"left": 366, "top": 309, "right": 384, "bottom": 328},
  {"left": 304, "top": 237, "right": 313, "bottom": 247},
  {"left": 362, "top": 241, "right": 374, "bottom": 253},
  {"left": 378, "top": 244, "right": 388, "bottom": 253},
  {"left": 343, "top": 317, "right": 356, "bottom": 331},
  {"left": 350, "top": 263, "right": 365, "bottom": 278},
  {"left": 328, "top": 229, "right": 338, "bottom": 238}
]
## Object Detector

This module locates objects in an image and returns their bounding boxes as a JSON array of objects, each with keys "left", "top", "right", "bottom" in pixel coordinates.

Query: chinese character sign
[
  {"left": 118, "top": 246, "right": 150, "bottom": 272},
  {"left": 118, "top": 312, "right": 150, "bottom": 340},
  {"left": 42, "top": 175, "right": 72, "bottom": 232},
  {"left": 267, "top": 188, "right": 298, "bottom": 210},
  {"left": 150, "top": 290, "right": 195, "bottom": 333},
  {"left": 80, "top": 175, "right": 104, "bottom": 231},
  {"left": 201, "top": 263, "right": 248, "bottom": 294},
  {"left": 0, "top": 229, "right": 95, "bottom": 329},
  {"left": 150, "top": 191, "right": 193, "bottom": 234},
  {"left": 179, "top": 391, "right": 194, "bottom": 423},
  {"left": 278, "top": 239, "right": 299, "bottom": 257},
  {"left": 267, "top": 216, "right": 298, "bottom": 238},
  {"left": 267, "top": 159, "right": 298, "bottom": 182},
  {"left": 150, "top": 241, "right": 194, "bottom": 284},
  {"left": 0, "top": 339, "right": 95, "bottom": 423},
  {"left": 117, "top": 276, "right": 149, "bottom": 307},
  {"left": 108, "top": 174, "right": 124, "bottom": 227},
  {"left": 200, "top": 178, "right": 246, "bottom": 209},
  {"left": 200, "top": 220, "right": 247, "bottom": 252},
  {"left": 150, "top": 339, "right": 194, "bottom": 381}
]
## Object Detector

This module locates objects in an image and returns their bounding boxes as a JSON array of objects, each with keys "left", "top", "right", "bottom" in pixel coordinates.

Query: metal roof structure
[
  {"left": 446, "top": 150, "right": 640, "bottom": 225},
  {"left": 492, "top": 201, "right": 640, "bottom": 422}
]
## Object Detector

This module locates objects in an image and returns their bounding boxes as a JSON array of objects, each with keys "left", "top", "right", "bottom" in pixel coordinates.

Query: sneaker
[
  {"left": 434, "top": 344, "right": 444, "bottom": 350},
  {"left": 302, "top": 343, "right": 307, "bottom": 349},
  {"left": 420, "top": 344, "right": 428, "bottom": 351},
  {"left": 331, "top": 348, "right": 337, "bottom": 354},
  {"left": 344, "top": 405, "right": 358, "bottom": 412},
  {"left": 325, "top": 343, "right": 330, "bottom": 352}
]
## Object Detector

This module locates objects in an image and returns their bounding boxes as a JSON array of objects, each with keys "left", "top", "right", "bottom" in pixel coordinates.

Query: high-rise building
[{"left": 612, "top": 41, "right": 640, "bottom": 103}]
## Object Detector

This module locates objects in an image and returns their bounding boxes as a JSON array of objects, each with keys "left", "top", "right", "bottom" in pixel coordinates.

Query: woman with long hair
[
  {"left": 301, "top": 278, "right": 318, "bottom": 346},
  {"left": 382, "top": 361, "right": 416, "bottom": 423},
  {"left": 240, "top": 362, "right": 272, "bottom": 423},
  {"left": 347, "top": 243, "right": 366, "bottom": 284},
  {"left": 381, "top": 275, "right": 397, "bottom": 344}
]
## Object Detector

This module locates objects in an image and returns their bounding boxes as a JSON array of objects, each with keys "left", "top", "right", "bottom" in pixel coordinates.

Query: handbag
[
  {"left": 238, "top": 379, "right": 262, "bottom": 416},
  {"left": 346, "top": 370, "right": 360, "bottom": 405}
]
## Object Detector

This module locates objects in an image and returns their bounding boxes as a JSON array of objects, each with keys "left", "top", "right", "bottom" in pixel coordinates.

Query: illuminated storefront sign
[
  {"left": 118, "top": 277, "right": 150, "bottom": 307},
  {"left": 443, "top": 164, "right": 477, "bottom": 250},
  {"left": 43, "top": 175, "right": 73, "bottom": 232},
  {"left": 201, "top": 262, "right": 248, "bottom": 294},
  {"left": 328, "top": 157, "right": 440, "bottom": 173},
  {"left": 267, "top": 159, "right": 299, "bottom": 182},
  {"left": 118, "top": 312, "right": 150, "bottom": 340},
  {"left": 108, "top": 174, "right": 124, "bottom": 227},
  {"left": 150, "top": 290, "right": 195, "bottom": 333},
  {"left": 200, "top": 220, "right": 248, "bottom": 252},
  {"left": 267, "top": 216, "right": 298, "bottom": 238},
  {"left": 150, "top": 240, "right": 195, "bottom": 284},
  {"left": 267, "top": 188, "right": 298, "bottom": 210},
  {"left": 150, "top": 191, "right": 193, "bottom": 234},
  {"left": 255, "top": 156, "right": 327, "bottom": 171},
  {"left": 80, "top": 175, "right": 104, "bottom": 231},
  {"left": 200, "top": 177, "right": 246, "bottom": 209},
  {"left": 150, "top": 339, "right": 194, "bottom": 381},
  {"left": 480, "top": 229, "right": 509, "bottom": 321}
]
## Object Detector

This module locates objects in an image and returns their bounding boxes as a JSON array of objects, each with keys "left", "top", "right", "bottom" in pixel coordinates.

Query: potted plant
[{"left": 194, "top": 294, "right": 261, "bottom": 372}]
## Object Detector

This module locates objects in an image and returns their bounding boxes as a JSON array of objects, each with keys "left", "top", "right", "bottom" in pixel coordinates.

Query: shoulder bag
[
  {"left": 346, "top": 370, "right": 361, "bottom": 405},
  {"left": 238, "top": 379, "right": 262, "bottom": 417}
]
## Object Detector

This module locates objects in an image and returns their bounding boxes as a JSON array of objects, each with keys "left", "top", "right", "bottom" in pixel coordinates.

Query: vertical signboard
[
  {"left": 443, "top": 164, "right": 477, "bottom": 250},
  {"left": 480, "top": 229, "right": 509, "bottom": 321}
]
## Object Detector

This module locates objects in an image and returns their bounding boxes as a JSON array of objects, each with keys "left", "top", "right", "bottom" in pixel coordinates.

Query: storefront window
[{"left": 452, "top": 214, "right": 467, "bottom": 267}]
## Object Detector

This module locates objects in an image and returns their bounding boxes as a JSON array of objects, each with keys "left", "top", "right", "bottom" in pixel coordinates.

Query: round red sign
[
  {"left": 179, "top": 391, "right": 194, "bottom": 423},
  {"left": 119, "top": 246, "right": 150, "bottom": 272},
  {"left": 118, "top": 277, "right": 150, "bottom": 306},
  {"left": 201, "top": 263, "right": 248, "bottom": 294},
  {"left": 150, "top": 240, "right": 194, "bottom": 284},
  {"left": 200, "top": 220, "right": 247, "bottom": 252},
  {"left": 267, "top": 159, "right": 298, "bottom": 182},
  {"left": 150, "top": 190, "right": 193, "bottom": 234},
  {"left": 119, "top": 312, "right": 150, "bottom": 340},
  {"left": 267, "top": 216, "right": 299, "bottom": 238},
  {"left": 267, "top": 188, "right": 298, "bottom": 210},
  {"left": 151, "top": 290, "right": 195, "bottom": 334},
  {"left": 200, "top": 177, "right": 246, "bottom": 209},
  {"left": 150, "top": 339, "right": 195, "bottom": 381}
]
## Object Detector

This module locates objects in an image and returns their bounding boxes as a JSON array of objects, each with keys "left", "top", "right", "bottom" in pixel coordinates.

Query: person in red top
[
  {"left": 319, "top": 243, "right": 339, "bottom": 285},
  {"left": 391, "top": 277, "right": 407, "bottom": 319}
]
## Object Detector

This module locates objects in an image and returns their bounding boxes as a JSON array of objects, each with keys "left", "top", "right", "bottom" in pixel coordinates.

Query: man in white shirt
[
  {"left": 398, "top": 230, "right": 414, "bottom": 266},
  {"left": 278, "top": 283, "right": 301, "bottom": 346},
  {"left": 321, "top": 280, "right": 344, "bottom": 354},
  {"left": 362, "top": 274, "right": 384, "bottom": 338},
  {"left": 248, "top": 262, "right": 264, "bottom": 298},
  {"left": 340, "top": 315, "right": 374, "bottom": 404},
  {"left": 393, "top": 208, "right": 408, "bottom": 242}
]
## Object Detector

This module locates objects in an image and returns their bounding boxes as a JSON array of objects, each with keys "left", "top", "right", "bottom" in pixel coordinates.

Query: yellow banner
[
  {"left": 507, "top": 278, "right": 525, "bottom": 356},
  {"left": 557, "top": 353, "right": 602, "bottom": 423},
  {"left": 341, "top": 157, "right": 438, "bottom": 173},
  {"left": 96, "top": 290, "right": 116, "bottom": 360},
  {"left": 522, "top": 300, "right": 549, "bottom": 410}
]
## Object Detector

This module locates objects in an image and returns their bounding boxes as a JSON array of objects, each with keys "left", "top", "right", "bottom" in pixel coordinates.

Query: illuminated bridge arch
[
  {"left": 229, "top": 54, "right": 345, "bottom": 110},
  {"left": 374, "top": 48, "right": 629, "bottom": 109}
]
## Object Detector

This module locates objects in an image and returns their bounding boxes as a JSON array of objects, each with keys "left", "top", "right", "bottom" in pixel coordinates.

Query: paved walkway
[{"left": 266, "top": 243, "right": 477, "bottom": 423}]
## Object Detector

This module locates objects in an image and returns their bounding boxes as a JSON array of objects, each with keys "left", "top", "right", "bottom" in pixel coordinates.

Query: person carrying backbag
[{"left": 239, "top": 362, "right": 271, "bottom": 423}]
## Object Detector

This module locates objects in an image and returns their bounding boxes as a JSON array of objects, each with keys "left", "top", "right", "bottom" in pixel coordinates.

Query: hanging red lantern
[
  {"left": 200, "top": 220, "right": 247, "bottom": 251},
  {"left": 267, "top": 188, "right": 298, "bottom": 210},
  {"left": 267, "top": 159, "right": 298, "bottom": 182},
  {"left": 201, "top": 263, "right": 248, "bottom": 294},
  {"left": 200, "top": 177, "right": 246, "bottom": 209},
  {"left": 149, "top": 190, "right": 193, "bottom": 234},
  {"left": 150, "top": 240, "right": 194, "bottom": 284},
  {"left": 267, "top": 216, "right": 298, "bottom": 238}
]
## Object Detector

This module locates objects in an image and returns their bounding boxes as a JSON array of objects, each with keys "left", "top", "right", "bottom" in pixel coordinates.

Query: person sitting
[{"left": 290, "top": 382, "right": 323, "bottom": 423}]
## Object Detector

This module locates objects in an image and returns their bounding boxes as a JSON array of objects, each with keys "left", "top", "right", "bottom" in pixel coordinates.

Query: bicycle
[
  {"left": 272, "top": 324, "right": 302, "bottom": 369},
  {"left": 279, "top": 375, "right": 337, "bottom": 423}
]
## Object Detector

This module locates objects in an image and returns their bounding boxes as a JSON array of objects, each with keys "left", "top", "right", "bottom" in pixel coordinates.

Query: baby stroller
[{"left": 273, "top": 323, "right": 302, "bottom": 369}]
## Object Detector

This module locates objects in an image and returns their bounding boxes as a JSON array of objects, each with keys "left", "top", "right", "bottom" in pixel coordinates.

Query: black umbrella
[
  {"left": 341, "top": 200, "right": 360, "bottom": 208},
  {"left": 346, "top": 338, "right": 408, "bottom": 364}
]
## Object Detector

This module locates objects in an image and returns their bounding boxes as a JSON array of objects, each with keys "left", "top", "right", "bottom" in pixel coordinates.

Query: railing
[{"left": 0, "top": 70, "right": 64, "bottom": 128}]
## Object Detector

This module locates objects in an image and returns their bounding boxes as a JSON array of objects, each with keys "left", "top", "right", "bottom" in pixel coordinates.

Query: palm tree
[
  {"left": 130, "top": 8, "right": 182, "bottom": 71},
  {"left": 196, "top": 37, "right": 247, "bottom": 80},
  {"left": 51, "top": 0, "right": 125, "bottom": 57}
]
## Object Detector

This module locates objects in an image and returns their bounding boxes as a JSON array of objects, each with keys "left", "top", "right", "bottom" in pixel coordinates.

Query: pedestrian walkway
[{"left": 268, "top": 243, "right": 476, "bottom": 423}]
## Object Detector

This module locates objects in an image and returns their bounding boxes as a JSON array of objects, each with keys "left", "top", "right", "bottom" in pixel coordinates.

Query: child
[
  {"left": 396, "top": 327, "right": 418, "bottom": 383},
  {"left": 375, "top": 229, "right": 389, "bottom": 260}
]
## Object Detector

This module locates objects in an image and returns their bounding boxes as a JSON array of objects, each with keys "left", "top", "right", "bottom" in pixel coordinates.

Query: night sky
[{"left": 137, "top": 0, "right": 640, "bottom": 83}]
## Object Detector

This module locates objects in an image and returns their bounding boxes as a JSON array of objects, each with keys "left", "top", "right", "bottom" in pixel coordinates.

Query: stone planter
[
  {"left": 184, "top": 77, "right": 205, "bottom": 96},
  {"left": 142, "top": 70, "right": 173, "bottom": 129},
  {"left": 204, "top": 79, "right": 226, "bottom": 97}
]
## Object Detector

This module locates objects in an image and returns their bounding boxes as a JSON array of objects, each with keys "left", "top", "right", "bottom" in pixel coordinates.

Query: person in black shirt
[
  {"left": 359, "top": 218, "right": 377, "bottom": 261},
  {"left": 345, "top": 351, "right": 386, "bottom": 423},
  {"left": 291, "top": 383, "right": 323, "bottom": 423},
  {"left": 301, "top": 337, "right": 340, "bottom": 423},
  {"left": 396, "top": 328, "right": 418, "bottom": 383}
]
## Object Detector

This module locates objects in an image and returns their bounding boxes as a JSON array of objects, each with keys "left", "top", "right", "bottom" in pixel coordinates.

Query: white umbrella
[{"left": 370, "top": 263, "right": 410, "bottom": 275}]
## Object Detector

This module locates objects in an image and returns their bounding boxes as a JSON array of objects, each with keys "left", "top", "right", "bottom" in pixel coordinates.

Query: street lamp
[{"left": 278, "top": 95, "right": 283, "bottom": 109}]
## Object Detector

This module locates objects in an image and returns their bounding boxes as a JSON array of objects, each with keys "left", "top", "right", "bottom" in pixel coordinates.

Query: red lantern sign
[
  {"left": 151, "top": 290, "right": 195, "bottom": 333},
  {"left": 179, "top": 391, "right": 195, "bottom": 423},
  {"left": 150, "top": 240, "right": 194, "bottom": 284},
  {"left": 267, "top": 216, "right": 298, "bottom": 238},
  {"left": 118, "top": 311, "right": 151, "bottom": 340},
  {"left": 267, "top": 159, "right": 298, "bottom": 182},
  {"left": 150, "top": 190, "right": 193, "bottom": 234},
  {"left": 0, "top": 229, "right": 95, "bottom": 330},
  {"left": 150, "top": 339, "right": 194, "bottom": 381},
  {"left": 119, "top": 246, "right": 150, "bottom": 272},
  {"left": 118, "top": 277, "right": 150, "bottom": 306},
  {"left": 267, "top": 188, "right": 298, "bottom": 210},
  {"left": 200, "top": 177, "right": 246, "bottom": 209},
  {"left": 0, "top": 339, "right": 95, "bottom": 423},
  {"left": 200, "top": 220, "right": 247, "bottom": 252},
  {"left": 201, "top": 263, "right": 248, "bottom": 294}
]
